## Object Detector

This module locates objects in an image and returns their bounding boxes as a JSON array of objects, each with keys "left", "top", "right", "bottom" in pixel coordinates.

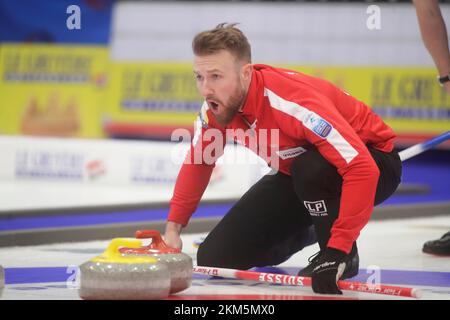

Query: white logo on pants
[{"left": 304, "top": 200, "right": 328, "bottom": 216}]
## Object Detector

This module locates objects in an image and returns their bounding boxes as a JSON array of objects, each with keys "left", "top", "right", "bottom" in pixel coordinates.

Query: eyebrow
[{"left": 193, "top": 69, "right": 223, "bottom": 74}]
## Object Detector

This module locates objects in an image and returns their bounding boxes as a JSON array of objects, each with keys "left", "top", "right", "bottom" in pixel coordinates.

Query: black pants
[{"left": 197, "top": 147, "right": 402, "bottom": 270}]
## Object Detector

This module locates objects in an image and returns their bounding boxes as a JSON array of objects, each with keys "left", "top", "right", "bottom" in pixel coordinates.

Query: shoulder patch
[{"left": 307, "top": 114, "right": 333, "bottom": 138}]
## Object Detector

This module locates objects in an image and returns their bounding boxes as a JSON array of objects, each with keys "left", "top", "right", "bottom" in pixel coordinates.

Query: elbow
[{"left": 368, "top": 159, "right": 380, "bottom": 183}]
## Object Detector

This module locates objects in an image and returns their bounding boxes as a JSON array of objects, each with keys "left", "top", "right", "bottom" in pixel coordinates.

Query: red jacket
[{"left": 168, "top": 64, "right": 396, "bottom": 254}]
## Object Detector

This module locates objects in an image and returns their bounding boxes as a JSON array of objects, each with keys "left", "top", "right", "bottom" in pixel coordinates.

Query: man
[
  {"left": 164, "top": 23, "right": 402, "bottom": 294},
  {"left": 413, "top": 0, "right": 450, "bottom": 255}
]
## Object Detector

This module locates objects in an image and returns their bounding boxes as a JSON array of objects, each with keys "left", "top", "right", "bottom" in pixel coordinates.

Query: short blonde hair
[{"left": 192, "top": 23, "right": 251, "bottom": 63}]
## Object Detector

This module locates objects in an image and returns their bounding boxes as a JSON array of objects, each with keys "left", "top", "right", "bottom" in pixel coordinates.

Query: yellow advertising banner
[
  {"left": 289, "top": 65, "right": 450, "bottom": 136},
  {"left": 0, "top": 44, "right": 109, "bottom": 138},
  {"left": 104, "top": 62, "right": 450, "bottom": 138},
  {"left": 104, "top": 62, "right": 201, "bottom": 127},
  {"left": 1, "top": 45, "right": 448, "bottom": 141}
]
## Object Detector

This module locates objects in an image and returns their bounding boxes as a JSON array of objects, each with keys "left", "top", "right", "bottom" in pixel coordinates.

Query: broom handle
[
  {"left": 399, "top": 131, "right": 450, "bottom": 161},
  {"left": 193, "top": 266, "right": 422, "bottom": 299}
]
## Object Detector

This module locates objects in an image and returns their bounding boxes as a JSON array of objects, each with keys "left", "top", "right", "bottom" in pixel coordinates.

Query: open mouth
[{"left": 208, "top": 100, "right": 219, "bottom": 112}]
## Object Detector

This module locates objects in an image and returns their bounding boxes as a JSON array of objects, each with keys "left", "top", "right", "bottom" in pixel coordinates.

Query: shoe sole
[{"left": 422, "top": 248, "right": 450, "bottom": 256}]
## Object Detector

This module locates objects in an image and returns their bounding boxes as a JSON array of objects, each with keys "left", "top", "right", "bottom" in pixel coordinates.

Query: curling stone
[
  {"left": 79, "top": 238, "right": 171, "bottom": 300},
  {"left": 120, "top": 230, "right": 193, "bottom": 294}
]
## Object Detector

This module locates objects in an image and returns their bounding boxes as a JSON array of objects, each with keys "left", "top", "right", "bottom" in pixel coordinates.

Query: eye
[
  {"left": 195, "top": 74, "right": 203, "bottom": 82},
  {"left": 212, "top": 74, "right": 221, "bottom": 80}
]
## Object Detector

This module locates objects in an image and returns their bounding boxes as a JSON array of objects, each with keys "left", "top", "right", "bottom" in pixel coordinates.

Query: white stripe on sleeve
[{"left": 265, "top": 88, "right": 358, "bottom": 164}]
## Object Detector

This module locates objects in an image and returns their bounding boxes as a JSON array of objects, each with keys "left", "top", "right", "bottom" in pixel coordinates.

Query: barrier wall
[{"left": 0, "top": 135, "right": 269, "bottom": 211}]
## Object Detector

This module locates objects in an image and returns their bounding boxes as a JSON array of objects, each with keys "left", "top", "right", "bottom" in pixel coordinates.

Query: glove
[{"left": 311, "top": 247, "right": 347, "bottom": 295}]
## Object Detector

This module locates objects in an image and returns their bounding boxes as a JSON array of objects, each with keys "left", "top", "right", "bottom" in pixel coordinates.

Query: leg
[
  {"left": 293, "top": 147, "right": 401, "bottom": 279},
  {"left": 197, "top": 172, "right": 316, "bottom": 270},
  {"left": 291, "top": 147, "right": 402, "bottom": 250}
]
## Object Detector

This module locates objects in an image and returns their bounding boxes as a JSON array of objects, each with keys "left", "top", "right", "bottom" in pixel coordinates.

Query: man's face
[{"left": 194, "top": 50, "right": 251, "bottom": 126}]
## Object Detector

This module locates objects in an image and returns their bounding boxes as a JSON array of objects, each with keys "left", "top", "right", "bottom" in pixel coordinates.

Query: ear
[{"left": 241, "top": 63, "right": 252, "bottom": 81}]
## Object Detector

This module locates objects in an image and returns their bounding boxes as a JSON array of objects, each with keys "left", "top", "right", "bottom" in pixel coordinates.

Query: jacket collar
[{"left": 238, "top": 65, "right": 264, "bottom": 118}]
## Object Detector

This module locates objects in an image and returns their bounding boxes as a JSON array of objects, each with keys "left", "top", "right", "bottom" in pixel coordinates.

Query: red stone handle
[{"left": 135, "top": 230, "right": 180, "bottom": 253}]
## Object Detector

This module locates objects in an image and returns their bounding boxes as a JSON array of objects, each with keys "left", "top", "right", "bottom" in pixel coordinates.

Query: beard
[{"left": 211, "top": 85, "right": 247, "bottom": 126}]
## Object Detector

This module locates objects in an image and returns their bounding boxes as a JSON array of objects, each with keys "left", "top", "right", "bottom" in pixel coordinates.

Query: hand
[
  {"left": 163, "top": 221, "right": 183, "bottom": 250},
  {"left": 311, "top": 248, "right": 347, "bottom": 295}
]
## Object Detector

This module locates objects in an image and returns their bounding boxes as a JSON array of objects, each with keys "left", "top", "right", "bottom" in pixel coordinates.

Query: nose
[{"left": 199, "top": 79, "right": 214, "bottom": 97}]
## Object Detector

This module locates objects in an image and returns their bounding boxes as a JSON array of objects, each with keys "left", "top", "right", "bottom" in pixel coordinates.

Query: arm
[
  {"left": 413, "top": 0, "right": 450, "bottom": 93},
  {"left": 164, "top": 161, "right": 216, "bottom": 249},
  {"left": 268, "top": 89, "right": 379, "bottom": 254},
  {"left": 303, "top": 112, "right": 379, "bottom": 254},
  {"left": 164, "top": 103, "right": 225, "bottom": 249}
]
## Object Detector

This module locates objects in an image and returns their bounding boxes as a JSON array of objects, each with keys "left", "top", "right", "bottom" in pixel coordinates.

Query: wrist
[
  {"left": 324, "top": 247, "right": 347, "bottom": 261},
  {"left": 165, "top": 221, "right": 183, "bottom": 234}
]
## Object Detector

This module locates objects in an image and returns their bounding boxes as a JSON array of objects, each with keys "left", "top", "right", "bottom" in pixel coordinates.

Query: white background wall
[
  {"left": 0, "top": 136, "right": 269, "bottom": 211},
  {"left": 110, "top": 2, "right": 450, "bottom": 65}
]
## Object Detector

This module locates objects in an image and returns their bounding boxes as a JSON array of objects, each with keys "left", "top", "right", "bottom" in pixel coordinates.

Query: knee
[
  {"left": 196, "top": 240, "right": 231, "bottom": 268},
  {"left": 196, "top": 242, "right": 217, "bottom": 267},
  {"left": 196, "top": 239, "right": 254, "bottom": 269}
]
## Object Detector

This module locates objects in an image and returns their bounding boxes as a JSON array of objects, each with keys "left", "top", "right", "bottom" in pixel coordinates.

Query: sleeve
[
  {"left": 167, "top": 102, "right": 226, "bottom": 226},
  {"left": 268, "top": 89, "right": 379, "bottom": 254}
]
